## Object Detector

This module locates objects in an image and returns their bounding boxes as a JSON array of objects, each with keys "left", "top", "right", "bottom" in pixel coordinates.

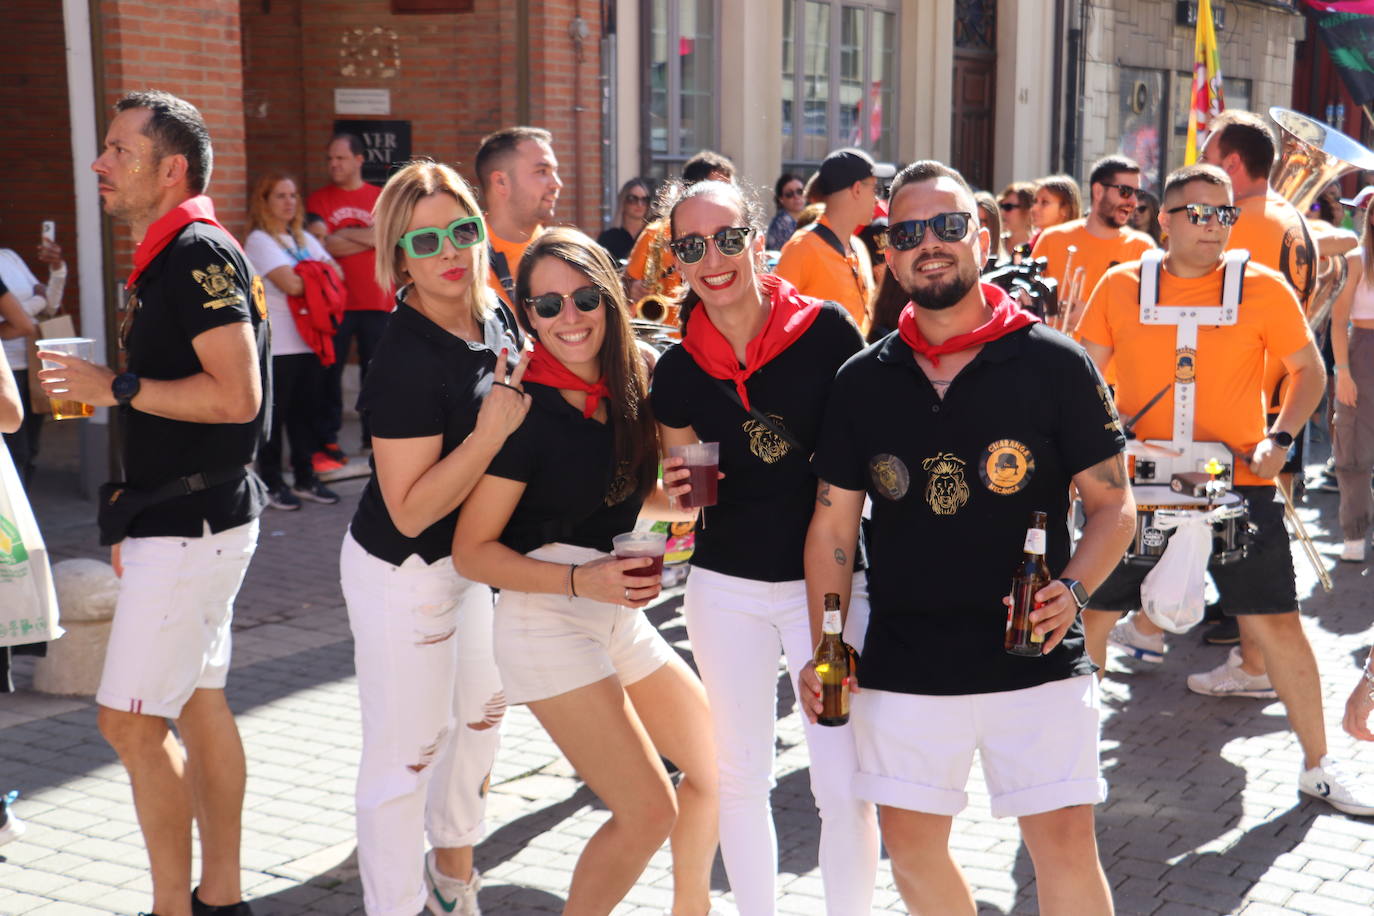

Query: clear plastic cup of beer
[{"left": 35, "top": 337, "right": 97, "bottom": 420}]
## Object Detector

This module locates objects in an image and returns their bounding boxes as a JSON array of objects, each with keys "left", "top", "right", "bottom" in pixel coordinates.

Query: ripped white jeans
[{"left": 341, "top": 531, "right": 505, "bottom": 916}]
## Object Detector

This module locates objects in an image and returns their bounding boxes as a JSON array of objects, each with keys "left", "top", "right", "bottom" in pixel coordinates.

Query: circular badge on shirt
[
  {"left": 869, "top": 453, "right": 910, "bottom": 501},
  {"left": 980, "top": 439, "right": 1035, "bottom": 495},
  {"left": 251, "top": 275, "right": 268, "bottom": 320}
]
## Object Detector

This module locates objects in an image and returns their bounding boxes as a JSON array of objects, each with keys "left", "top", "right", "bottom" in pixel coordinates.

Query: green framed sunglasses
[{"left": 397, "top": 216, "right": 486, "bottom": 258}]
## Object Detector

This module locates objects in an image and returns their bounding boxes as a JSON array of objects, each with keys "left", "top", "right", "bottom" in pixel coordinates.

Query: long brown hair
[
  {"left": 247, "top": 172, "right": 305, "bottom": 247},
  {"left": 514, "top": 227, "right": 658, "bottom": 499}
]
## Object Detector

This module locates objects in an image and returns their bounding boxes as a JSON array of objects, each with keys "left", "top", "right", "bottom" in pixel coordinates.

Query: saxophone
[{"left": 633, "top": 220, "right": 673, "bottom": 324}]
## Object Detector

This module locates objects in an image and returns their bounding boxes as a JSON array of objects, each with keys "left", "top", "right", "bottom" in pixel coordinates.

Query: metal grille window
[
  {"left": 645, "top": 0, "right": 718, "bottom": 179},
  {"left": 782, "top": 0, "right": 899, "bottom": 177}
]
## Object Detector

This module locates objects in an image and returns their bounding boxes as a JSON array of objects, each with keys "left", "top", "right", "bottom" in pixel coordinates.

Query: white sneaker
[
  {"left": 0, "top": 791, "right": 26, "bottom": 847},
  {"left": 424, "top": 850, "right": 481, "bottom": 916},
  {"left": 1108, "top": 616, "right": 1165, "bottom": 663},
  {"left": 1186, "top": 646, "right": 1278, "bottom": 699},
  {"left": 1341, "top": 539, "right": 1367, "bottom": 563},
  {"left": 1300, "top": 756, "right": 1374, "bottom": 816}
]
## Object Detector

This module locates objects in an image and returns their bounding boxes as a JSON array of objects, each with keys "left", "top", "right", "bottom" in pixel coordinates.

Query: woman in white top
[
  {"left": 244, "top": 173, "right": 344, "bottom": 509},
  {"left": 0, "top": 236, "right": 65, "bottom": 486},
  {"left": 1333, "top": 196, "right": 1374, "bottom": 564}
]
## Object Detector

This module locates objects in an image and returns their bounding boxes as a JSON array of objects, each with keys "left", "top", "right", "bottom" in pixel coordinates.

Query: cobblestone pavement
[{"left": 3, "top": 420, "right": 1374, "bottom": 915}]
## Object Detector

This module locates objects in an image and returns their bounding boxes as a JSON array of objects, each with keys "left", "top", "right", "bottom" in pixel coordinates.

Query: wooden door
[{"left": 952, "top": 54, "right": 996, "bottom": 190}]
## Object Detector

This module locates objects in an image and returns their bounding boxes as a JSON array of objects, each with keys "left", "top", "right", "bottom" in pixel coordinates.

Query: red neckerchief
[
  {"left": 522, "top": 342, "right": 610, "bottom": 419},
  {"left": 126, "top": 195, "right": 239, "bottom": 290},
  {"left": 897, "top": 282, "right": 1039, "bottom": 367},
  {"left": 682, "top": 274, "right": 822, "bottom": 411}
]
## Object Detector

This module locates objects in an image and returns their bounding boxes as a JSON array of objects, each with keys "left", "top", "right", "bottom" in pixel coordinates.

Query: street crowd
[{"left": 2, "top": 87, "right": 1374, "bottom": 916}]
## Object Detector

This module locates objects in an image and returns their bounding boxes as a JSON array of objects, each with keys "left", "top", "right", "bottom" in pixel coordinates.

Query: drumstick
[
  {"left": 1066, "top": 267, "right": 1088, "bottom": 335},
  {"left": 1058, "top": 246, "right": 1078, "bottom": 332}
]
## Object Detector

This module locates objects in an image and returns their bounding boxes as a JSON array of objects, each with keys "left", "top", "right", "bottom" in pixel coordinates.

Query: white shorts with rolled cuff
[
  {"left": 852, "top": 674, "right": 1105, "bottom": 819},
  {"left": 493, "top": 542, "right": 675, "bottom": 706},
  {"left": 96, "top": 519, "right": 259, "bottom": 719}
]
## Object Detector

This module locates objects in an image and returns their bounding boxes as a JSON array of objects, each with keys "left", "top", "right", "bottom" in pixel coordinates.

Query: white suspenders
[{"left": 1136, "top": 248, "right": 1249, "bottom": 451}]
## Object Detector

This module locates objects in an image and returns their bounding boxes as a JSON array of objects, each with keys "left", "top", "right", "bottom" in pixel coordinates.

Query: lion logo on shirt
[
  {"left": 606, "top": 460, "right": 636, "bottom": 506},
  {"left": 922, "top": 452, "right": 970, "bottom": 516},
  {"left": 742, "top": 414, "right": 791, "bottom": 464}
]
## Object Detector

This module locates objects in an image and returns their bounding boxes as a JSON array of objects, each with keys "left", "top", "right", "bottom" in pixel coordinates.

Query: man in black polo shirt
[
  {"left": 38, "top": 91, "right": 266, "bottom": 916},
  {"left": 800, "top": 160, "right": 1134, "bottom": 914}
]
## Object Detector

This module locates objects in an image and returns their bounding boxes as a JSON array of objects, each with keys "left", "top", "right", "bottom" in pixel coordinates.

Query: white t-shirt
[
  {"left": 0, "top": 249, "right": 45, "bottom": 370},
  {"left": 1352, "top": 249, "right": 1374, "bottom": 321},
  {"left": 244, "top": 229, "right": 333, "bottom": 357}
]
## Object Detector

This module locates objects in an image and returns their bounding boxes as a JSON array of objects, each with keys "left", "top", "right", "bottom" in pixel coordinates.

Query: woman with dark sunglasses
[
  {"left": 766, "top": 172, "right": 806, "bottom": 250},
  {"left": 649, "top": 180, "right": 877, "bottom": 915},
  {"left": 597, "top": 178, "right": 652, "bottom": 264},
  {"left": 453, "top": 227, "right": 722, "bottom": 916},
  {"left": 339, "top": 161, "right": 531, "bottom": 916},
  {"left": 998, "top": 180, "right": 1036, "bottom": 255}
]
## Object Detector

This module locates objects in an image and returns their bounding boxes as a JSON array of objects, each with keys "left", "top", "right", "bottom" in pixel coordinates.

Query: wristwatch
[
  {"left": 1267, "top": 429, "right": 1294, "bottom": 449},
  {"left": 1058, "top": 577, "right": 1090, "bottom": 610},
  {"left": 112, "top": 372, "right": 141, "bottom": 407}
]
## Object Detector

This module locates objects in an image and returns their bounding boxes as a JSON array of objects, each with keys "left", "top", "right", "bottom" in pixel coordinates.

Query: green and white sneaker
[{"left": 424, "top": 850, "right": 481, "bottom": 916}]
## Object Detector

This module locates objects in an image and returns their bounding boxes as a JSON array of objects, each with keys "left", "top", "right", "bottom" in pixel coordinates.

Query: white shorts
[
  {"left": 852, "top": 674, "right": 1105, "bottom": 818},
  {"left": 97, "top": 519, "right": 259, "bottom": 719},
  {"left": 494, "top": 543, "right": 675, "bottom": 705}
]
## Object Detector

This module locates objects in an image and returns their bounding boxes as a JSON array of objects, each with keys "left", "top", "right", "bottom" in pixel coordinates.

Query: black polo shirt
[
  {"left": 122, "top": 222, "right": 270, "bottom": 538},
  {"left": 349, "top": 293, "right": 519, "bottom": 565},
  {"left": 485, "top": 383, "right": 645, "bottom": 555},
  {"left": 812, "top": 323, "right": 1125, "bottom": 696},
  {"left": 650, "top": 302, "right": 863, "bottom": 582}
]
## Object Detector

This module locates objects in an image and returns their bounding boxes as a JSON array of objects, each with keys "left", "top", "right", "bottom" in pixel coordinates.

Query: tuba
[
  {"left": 1269, "top": 107, "right": 1374, "bottom": 329},
  {"left": 633, "top": 220, "right": 674, "bottom": 324}
]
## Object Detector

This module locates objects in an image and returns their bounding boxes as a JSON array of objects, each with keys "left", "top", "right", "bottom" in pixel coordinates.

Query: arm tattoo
[
  {"left": 1090, "top": 454, "right": 1127, "bottom": 490},
  {"left": 834, "top": 548, "right": 847, "bottom": 566},
  {"left": 817, "top": 481, "right": 832, "bottom": 507}
]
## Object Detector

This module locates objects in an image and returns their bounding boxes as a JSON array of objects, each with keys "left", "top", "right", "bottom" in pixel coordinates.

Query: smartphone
[{"left": 41, "top": 221, "right": 56, "bottom": 243}]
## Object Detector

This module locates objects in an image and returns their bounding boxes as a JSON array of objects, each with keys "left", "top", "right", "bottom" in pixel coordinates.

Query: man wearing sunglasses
[
  {"left": 802, "top": 160, "right": 1133, "bottom": 914},
  {"left": 1077, "top": 163, "right": 1374, "bottom": 817},
  {"left": 1030, "top": 155, "right": 1156, "bottom": 330},
  {"left": 307, "top": 133, "right": 389, "bottom": 463},
  {"left": 775, "top": 147, "right": 877, "bottom": 328},
  {"left": 475, "top": 126, "right": 562, "bottom": 309}
]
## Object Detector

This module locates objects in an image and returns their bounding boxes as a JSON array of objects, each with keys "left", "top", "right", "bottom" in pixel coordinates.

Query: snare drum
[{"left": 1125, "top": 484, "right": 1249, "bottom": 567}]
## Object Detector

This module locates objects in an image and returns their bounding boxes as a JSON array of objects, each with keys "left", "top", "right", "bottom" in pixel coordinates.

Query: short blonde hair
[{"left": 373, "top": 159, "right": 494, "bottom": 321}]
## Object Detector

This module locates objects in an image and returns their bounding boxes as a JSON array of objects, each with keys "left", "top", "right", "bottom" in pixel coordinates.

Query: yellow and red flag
[{"left": 1185, "top": 0, "right": 1226, "bottom": 164}]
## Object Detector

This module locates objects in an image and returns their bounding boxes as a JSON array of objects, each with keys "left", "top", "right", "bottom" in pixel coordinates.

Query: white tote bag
[{"left": 0, "top": 439, "right": 62, "bottom": 647}]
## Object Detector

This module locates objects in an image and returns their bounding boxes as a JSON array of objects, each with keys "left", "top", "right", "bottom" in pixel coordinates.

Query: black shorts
[{"left": 1087, "top": 486, "right": 1298, "bottom": 615}]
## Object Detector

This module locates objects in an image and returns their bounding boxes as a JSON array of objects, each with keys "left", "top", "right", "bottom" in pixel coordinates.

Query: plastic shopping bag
[
  {"left": 1140, "top": 512, "right": 1213, "bottom": 634},
  {"left": 0, "top": 439, "right": 62, "bottom": 647}
]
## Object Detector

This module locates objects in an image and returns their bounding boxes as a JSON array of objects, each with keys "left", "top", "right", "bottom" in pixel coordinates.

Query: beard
[
  {"left": 902, "top": 260, "right": 979, "bottom": 312},
  {"left": 1097, "top": 199, "right": 1126, "bottom": 229}
]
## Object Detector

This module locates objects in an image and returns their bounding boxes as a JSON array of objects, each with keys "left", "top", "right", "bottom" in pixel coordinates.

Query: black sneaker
[
  {"left": 192, "top": 887, "right": 254, "bottom": 916},
  {"left": 292, "top": 480, "right": 340, "bottom": 505},
  {"left": 266, "top": 485, "right": 302, "bottom": 511},
  {"left": 1203, "top": 616, "right": 1241, "bottom": 645}
]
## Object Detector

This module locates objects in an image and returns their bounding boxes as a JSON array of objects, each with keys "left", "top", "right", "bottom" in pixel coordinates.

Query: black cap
[{"left": 816, "top": 148, "right": 876, "bottom": 196}]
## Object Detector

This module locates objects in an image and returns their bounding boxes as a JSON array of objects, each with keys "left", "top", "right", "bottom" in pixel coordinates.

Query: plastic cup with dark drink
[
  {"left": 613, "top": 530, "right": 667, "bottom": 579},
  {"left": 669, "top": 441, "right": 720, "bottom": 510},
  {"left": 35, "top": 337, "right": 96, "bottom": 420}
]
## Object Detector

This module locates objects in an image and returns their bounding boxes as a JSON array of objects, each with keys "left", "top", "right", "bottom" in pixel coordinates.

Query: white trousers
[
  {"left": 341, "top": 532, "right": 505, "bottom": 916},
  {"left": 683, "top": 568, "right": 879, "bottom": 916}
]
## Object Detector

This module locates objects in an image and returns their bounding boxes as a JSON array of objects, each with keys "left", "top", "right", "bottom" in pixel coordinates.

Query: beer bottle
[
  {"left": 815, "top": 593, "right": 850, "bottom": 726},
  {"left": 1005, "top": 511, "right": 1050, "bottom": 657}
]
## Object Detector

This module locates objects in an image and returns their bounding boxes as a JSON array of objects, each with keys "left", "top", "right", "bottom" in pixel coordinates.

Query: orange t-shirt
[
  {"left": 773, "top": 218, "right": 873, "bottom": 326},
  {"left": 1031, "top": 219, "right": 1156, "bottom": 302},
  {"left": 1227, "top": 191, "right": 1315, "bottom": 406},
  {"left": 1078, "top": 259, "right": 1312, "bottom": 486},
  {"left": 487, "top": 226, "right": 540, "bottom": 308}
]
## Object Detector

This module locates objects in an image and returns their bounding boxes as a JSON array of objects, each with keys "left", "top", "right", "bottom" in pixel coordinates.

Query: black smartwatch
[
  {"left": 1058, "top": 578, "right": 1090, "bottom": 610},
  {"left": 1268, "top": 429, "right": 1294, "bottom": 449},
  {"left": 112, "top": 372, "right": 141, "bottom": 407}
]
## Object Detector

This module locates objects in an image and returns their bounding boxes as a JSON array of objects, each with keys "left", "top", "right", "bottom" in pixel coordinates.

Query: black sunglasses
[
  {"left": 888, "top": 212, "right": 972, "bottom": 251},
  {"left": 668, "top": 227, "right": 753, "bottom": 264},
  {"left": 626, "top": 193, "right": 650, "bottom": 205},
  {"left": 1166, "top": 203, "right": 1240, "bottom": 227},
  {"left": 1099, "top": 182, "right": 1140, "bottom": 200},
  {"left": 998, "top": 201, "right": 1024, "bottom": 212},
  {"left": 525, "top": 286, "right": 603, "bottom": 319}
]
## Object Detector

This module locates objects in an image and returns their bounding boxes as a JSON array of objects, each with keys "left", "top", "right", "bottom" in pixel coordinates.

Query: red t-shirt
[{"left": 306, "top": 183, "right": 391, "bottom": 312}]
